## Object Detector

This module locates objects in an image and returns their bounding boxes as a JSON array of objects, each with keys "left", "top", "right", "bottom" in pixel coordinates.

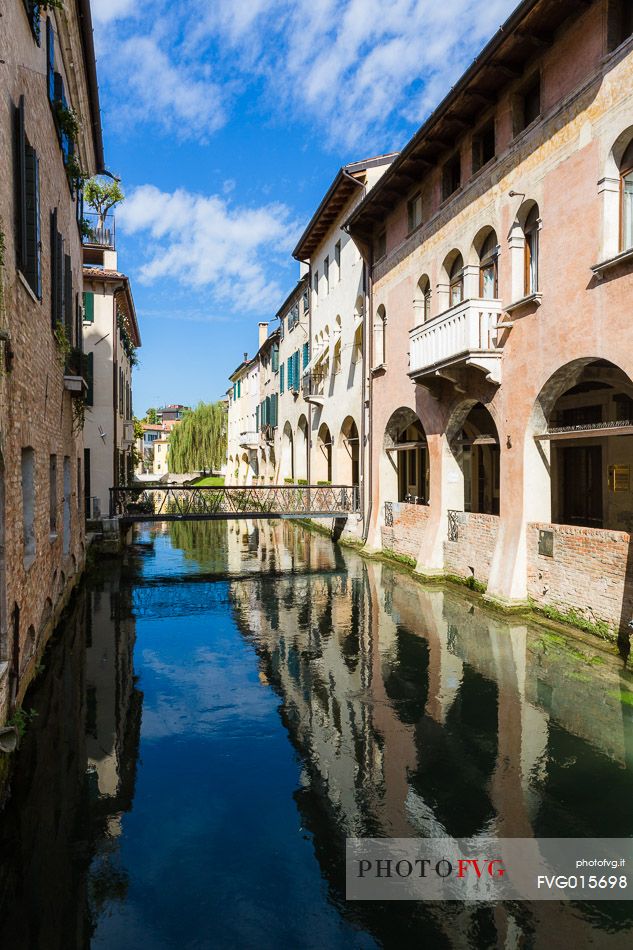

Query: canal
[{"left": 0, "top": 521, "right": 632, "bottom": 949}]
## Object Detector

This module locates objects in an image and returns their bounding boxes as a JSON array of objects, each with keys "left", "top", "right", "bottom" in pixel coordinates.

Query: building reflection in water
[
  {"left": 226, "top": 520, "right": 633, "bottom": 947},
  {"left": 0, "top": 560, "right": 142, "bottom": 950}
]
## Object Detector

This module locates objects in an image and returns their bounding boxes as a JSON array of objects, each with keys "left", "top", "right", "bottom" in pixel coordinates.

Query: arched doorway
[
  {"left": 315, "top": 424, "right": 332, "bottom": 483},
  {"left": 338, "top": 417, "right": 360, "bottom": 487},
  {"left": 297, "top": 415, "right": 309, "bottom": 481},
  {"left": 383, "top": 408, "right": 429, "bottom": 503},
  {"left": 456, "top": 403, "right": 500, "bottom": 514},
  {"left": 532, "top": 359, "right": 633, "bottom": 530},
  {"left": 281, "top": 422, "right": 294, "bottom": 482}
]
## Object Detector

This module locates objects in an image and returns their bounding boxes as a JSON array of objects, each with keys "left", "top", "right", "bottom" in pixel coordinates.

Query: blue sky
[{"left": 91, "top": 0, "right": 516, "bottom": 415}]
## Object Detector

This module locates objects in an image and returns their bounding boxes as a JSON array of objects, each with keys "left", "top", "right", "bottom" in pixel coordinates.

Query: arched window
[
  {"left": 449, "top": 254, "right": 464, "bottom": 306},
  {"left": 415, "top": 275, "right": 432, "bottom": 323},
  {"left": 621, "top": 139, "right": 633, "bottom": 252},
  {"left": 524, "top": 205, "right": 539, "bottom": 295},
  {"left": 374, "top": 305, "right": 386, "bottom": 367},
  {"left": 478, "top": 231, "right": 498, "bottom": 299}
]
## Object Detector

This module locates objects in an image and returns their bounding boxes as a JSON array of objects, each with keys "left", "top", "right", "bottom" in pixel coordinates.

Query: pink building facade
[{"left": 346, "top": 0, "right": 633, "bottom": 640}]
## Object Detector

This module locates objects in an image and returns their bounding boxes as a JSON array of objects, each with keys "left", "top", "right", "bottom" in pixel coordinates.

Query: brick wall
[
  {"left": 527, "top": 522, "right": 633, "bottom": 637},
  {"left": 381, "top": 502, "right": 429, "bottom": 560},
  {"left": 443, "top": 513, "right": 500, "bottom": 586}
]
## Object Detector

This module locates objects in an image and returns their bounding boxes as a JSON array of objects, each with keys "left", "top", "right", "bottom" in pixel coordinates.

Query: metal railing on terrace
[{"left": 82, "top": 211, "right": 116, "bottom": 248}]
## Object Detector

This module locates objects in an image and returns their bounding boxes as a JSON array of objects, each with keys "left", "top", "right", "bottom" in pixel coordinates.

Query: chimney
[{"left": 258, "top": 322, "right": 268, "bottom": 348}]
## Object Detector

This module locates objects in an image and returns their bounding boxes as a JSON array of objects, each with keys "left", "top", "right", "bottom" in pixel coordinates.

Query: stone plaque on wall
[{"left": 538, "top": 529, "right": 554, "bottom": 557}]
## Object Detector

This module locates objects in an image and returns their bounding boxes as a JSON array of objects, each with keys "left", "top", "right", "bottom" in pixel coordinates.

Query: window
[
  {"left": 374, "top": 306, "right": 386, "bottom": 367},
  {"left": 607, "top": 0, "right": 633, "bottom": 51},
  {"left": 415, "top": 275, "right": 432, "bottom": 323},
  {"left": 513, "top": 75, "right": 541, "bottom": 136},
  {"left": 449, "top": 254, "right": 464, "bottom": 306},
  {"left": 49, "top": 455, "right": 57, "bottom": 536},
  {"left": 50, "top": 209, "right": 63, "bottom": 329},
  {"left": 442, "top": 153, "right": 461, "bottom": 201},
  {"left": 524, "top": 205, "right": 540, "bottom": 295},
  {"left": 472, "top": 118, "right": 495, "bottom": 173},
  {"left": 83, "top": 291, "right": 94, "bottom": 322},
  {"left": 479, "top": 231, "right": 499, "bottom": 299},
  {"left": 323, "top": 256, "right": 329, "bottom": 294},
  {"left": 374, "top": 229, "right": 386, "bottom": 260},
  {"left": 62, "top": 456, "right": 71, "bottom": 554},
  {"left": 21, "top": 448, "right": 35, "bottom": 563},
  {"left": 15, "top": 98, "right": 41, "bottom": 298},
  {"left": 620, "top": 139, "right": 633, "bottom": 251},
  {"left": 407, "top": 192, "right": 423, "bottom": 232},
  {"left": 23, "top": 0, "right": 41, "bottom": 43},
  {"left": 334, "top": 240, "right": 341, "bottom": 279}
]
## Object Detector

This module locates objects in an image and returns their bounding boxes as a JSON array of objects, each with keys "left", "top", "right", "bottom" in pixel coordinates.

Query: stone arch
[
  {"left": 281, "top": 422, "right": 294, "bottom": 481},
  {"left": 528, "top": 358, "right": 633, "bottom": 530},
  {"left": 315, "top": 423, "right": 332, "bottom": 483},
  {"left": 382, "top": 407, "right": 429, "bottom": 505},
  {"left": 446, "top": 400, "right": 500, "bottom": 514},
  {"left": 296, "top": 415, "right": 309, "bottom": 481},
  {"left": 337, "top": 416, "right": 360, "bottom": 487}
]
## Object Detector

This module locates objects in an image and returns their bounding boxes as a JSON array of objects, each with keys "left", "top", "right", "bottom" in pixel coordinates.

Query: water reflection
[{"left": 0, "top": 520, "right": 631, "bottom": 949}]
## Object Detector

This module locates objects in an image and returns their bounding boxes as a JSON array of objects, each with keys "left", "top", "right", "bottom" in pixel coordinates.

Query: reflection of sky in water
[{"left": 93, "top": 529, "right": 374, "bottom": 950}]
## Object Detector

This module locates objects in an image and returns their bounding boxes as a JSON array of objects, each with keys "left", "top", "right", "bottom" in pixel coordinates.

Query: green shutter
[{"left": 83, "top": 291, "right": 94, "bottom": 322}]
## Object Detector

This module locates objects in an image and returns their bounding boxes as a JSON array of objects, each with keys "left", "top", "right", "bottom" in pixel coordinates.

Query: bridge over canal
[{"left": 110, "top": 484, "right": 360, "bottom": 523}]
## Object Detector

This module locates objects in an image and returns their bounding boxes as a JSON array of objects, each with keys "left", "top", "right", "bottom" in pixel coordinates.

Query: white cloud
[
  {"left": 118, "top": 184, "right": 298, "bottom": 312},
  {"left": 95, "top": 0, "right": 518, "bottom": 149},
  {"left": 91, "top": 0, "right": 136, "bottom": 25}
]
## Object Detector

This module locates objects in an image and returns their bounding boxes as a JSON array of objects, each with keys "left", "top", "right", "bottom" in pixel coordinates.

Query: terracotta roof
[{"left": 82, "top": 267, "right": 141, "bottom": 347}]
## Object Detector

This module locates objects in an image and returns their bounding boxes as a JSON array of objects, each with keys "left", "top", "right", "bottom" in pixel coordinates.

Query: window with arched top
[
  {"left": 621, "top": 139, "right": 633, "bottom": 252},
  {"left": 374, "top": 305, "right": 386, "bottom": 367},
  {"left": 449, "top": 254, "right": 464, "bottom": 306},
  {"left": 524, "top": 205, "right": 539, "bottom": 295},
  {"left": 478, "top": 231, "right": 498, "bottom": 299},
  {"left": 415, "top": 275, "right": 432, "bottom": 323}
]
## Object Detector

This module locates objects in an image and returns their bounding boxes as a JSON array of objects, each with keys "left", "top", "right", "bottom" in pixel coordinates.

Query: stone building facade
[
  {"left": 0, "top": 0, "right": 103, "bottom": 724},
  {"left": 345, "top": 0, "right": 633, "bottom": 638}
]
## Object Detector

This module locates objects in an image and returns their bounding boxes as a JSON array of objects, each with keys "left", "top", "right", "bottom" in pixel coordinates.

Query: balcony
[
  {"left": 409, "top": 298, "right": 503, "bottom": 385},
  {"left": 82, "top": 211, "right": 116, "bottom": 249},
  {"left": 302, "top": 367, "right": 328, "bottom": 406},
  {"left": 239, "top": 431, "right": 259, "bottom": 449}
]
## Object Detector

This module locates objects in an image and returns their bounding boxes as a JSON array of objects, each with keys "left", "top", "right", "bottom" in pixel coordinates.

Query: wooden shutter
[
  {"left": 64, "top": 254, "right": 72, "bottom": 340},
  {"left": 15, "top": 98, "right": 27, "bottom": 273},
  {"left": 83, "top": 291, "right": 94, "bottom": 323},
  {"left": 85, "top": 352, "right": 94, "bottom": 406},
  {"left": 46, "top": 18, "right": 55, "bottom": 102}
]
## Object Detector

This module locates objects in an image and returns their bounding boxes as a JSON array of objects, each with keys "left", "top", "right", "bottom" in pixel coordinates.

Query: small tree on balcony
[{"left": 84, "top": 176, "right": 125, "bottom": 231}]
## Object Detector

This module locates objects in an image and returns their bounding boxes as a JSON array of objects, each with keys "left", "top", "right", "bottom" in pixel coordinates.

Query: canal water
[{"left": 0, "top": 521, "right": 632, "bottom": 949}]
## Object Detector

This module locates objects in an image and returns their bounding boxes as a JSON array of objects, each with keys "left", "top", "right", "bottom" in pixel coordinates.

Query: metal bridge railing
[{"left": 109, "top": 483, "right": 360, "bottom": 521}]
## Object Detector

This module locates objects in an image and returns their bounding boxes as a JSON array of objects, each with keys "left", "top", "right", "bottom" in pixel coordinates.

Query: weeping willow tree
[{"left": 168, "top": 401, "right": 227, "bottom": 473}]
